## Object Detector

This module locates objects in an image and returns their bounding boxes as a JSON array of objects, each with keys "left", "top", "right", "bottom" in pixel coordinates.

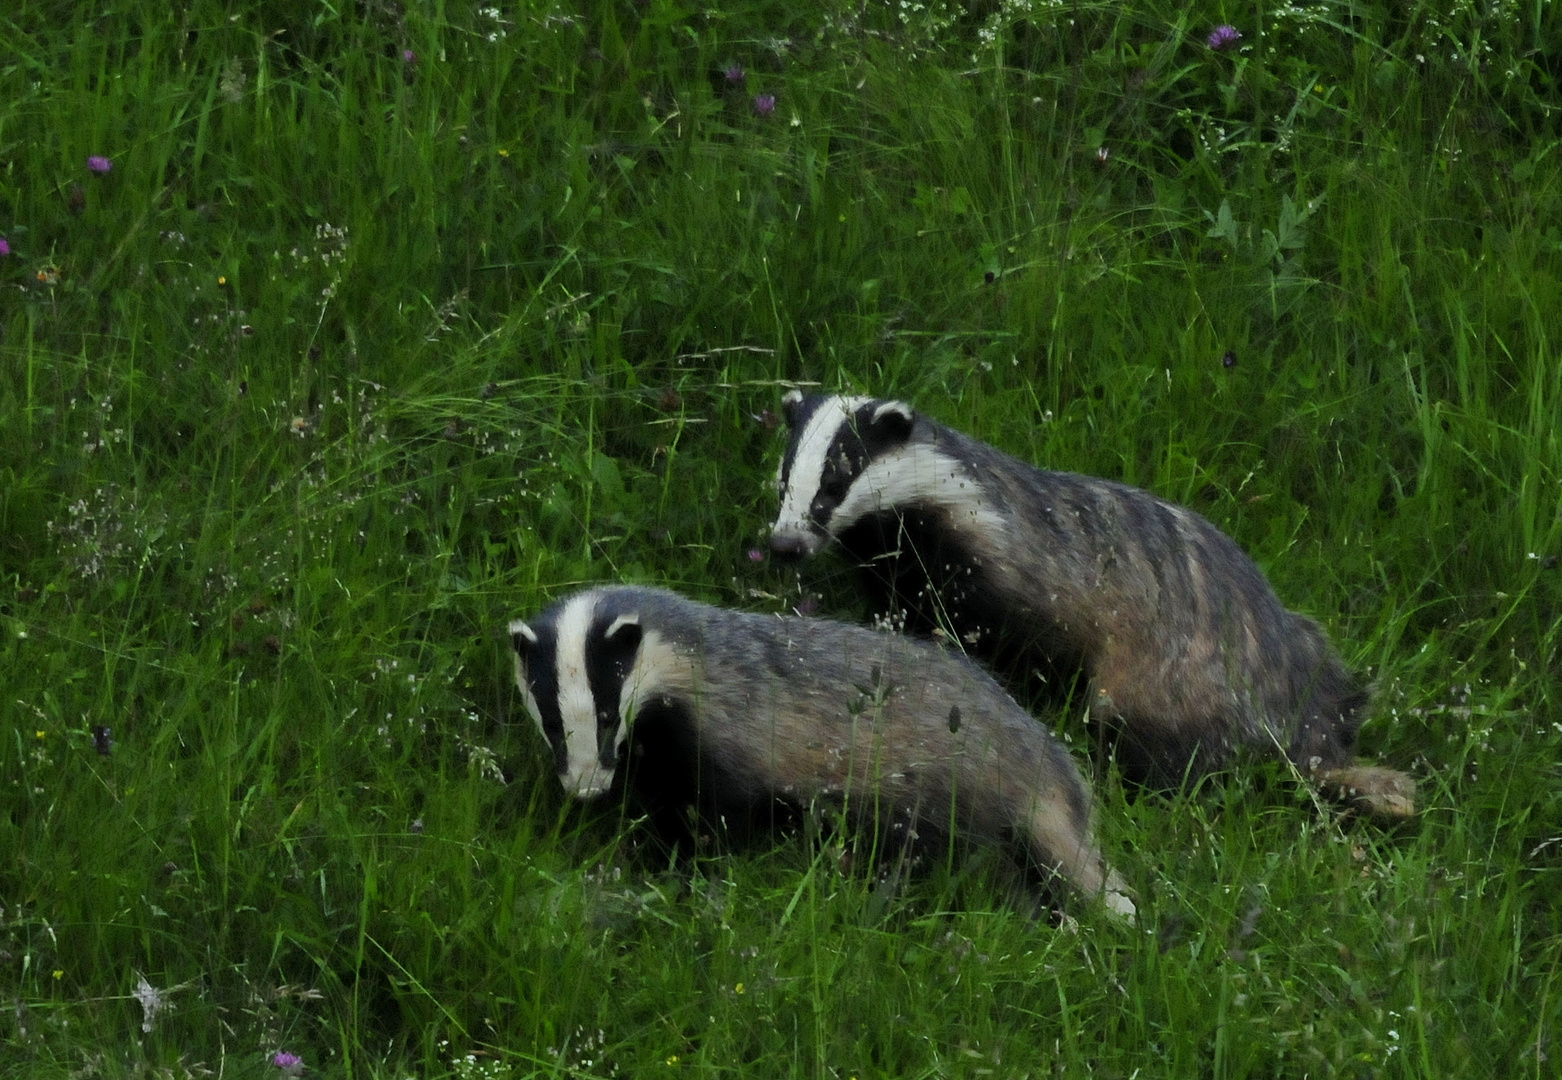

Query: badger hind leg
[
  {"left": 1314, "top": 763, "right": 1417, "bottom": 818},
  {"left": 1021, "top": 796, "right": 1137, "bottom": 920}
]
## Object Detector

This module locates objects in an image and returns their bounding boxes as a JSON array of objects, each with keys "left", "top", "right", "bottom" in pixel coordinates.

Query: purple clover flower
[
  {"left": 724, "top": 63, "right": 745, "bottom": 85},
  {"left": 0, "top": 238, "right": 9, "bottom": 256},
  {"left": 271, "top": 1051, "right": 303, "bottom": 1075},
  {"left": 747, "top": 548, "right": 765, "bottom": 562},
  {"left": 87, "top": 155, "right": 112, "bottom": 174},
  {"left": 1206, "top": 25, "right": 1242, "bottom": 51},
  {"left": 753, "top": 93, "right": 776, "bottom": 116},
  {"left": 403, "top": 49, "right": 417, "bottom": 64}
]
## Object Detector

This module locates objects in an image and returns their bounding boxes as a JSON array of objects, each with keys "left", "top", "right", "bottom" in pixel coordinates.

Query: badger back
[{"left": 509, "top": 588, "right": 690, "bottom": 799}]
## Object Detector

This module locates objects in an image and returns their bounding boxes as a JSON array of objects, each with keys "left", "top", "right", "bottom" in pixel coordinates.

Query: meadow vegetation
[{"left": 1, "top": 0, "right": 1559, "bottom": 1076}]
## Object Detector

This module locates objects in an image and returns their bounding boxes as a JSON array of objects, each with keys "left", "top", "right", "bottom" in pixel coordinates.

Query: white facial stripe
[
  {"left": 832, "top": 441, "right": 1009, "bottom": 542},
  {"left": 773, "top": 395, "right": 873, "bottom": 541},
  {"left": 552, "top": 593, "right": 615, "bottom": 798},
  {"left": 619, "top": 627, "right": 694, "bottom": 730}
]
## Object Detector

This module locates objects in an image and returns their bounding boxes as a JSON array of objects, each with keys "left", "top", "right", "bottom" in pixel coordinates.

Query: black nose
[{"left": 769, "top": 534, "right": 809, "bottom": 562}]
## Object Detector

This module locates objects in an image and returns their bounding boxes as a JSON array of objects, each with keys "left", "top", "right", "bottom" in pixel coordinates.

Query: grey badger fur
[
  {"left": 508, "top": 584, "right": 1135, "bottom": 916},
  {"left": 769, "top": 392, "right": 1414, "bottom": 818}
]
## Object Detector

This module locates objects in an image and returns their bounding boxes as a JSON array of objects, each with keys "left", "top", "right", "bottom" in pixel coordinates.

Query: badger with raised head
[
  {"left": 769, "top": 392, "right": 1414, "bottom": 817},
  {"left": 508, "top": 585, "right": 1134, "bottom": 916}
]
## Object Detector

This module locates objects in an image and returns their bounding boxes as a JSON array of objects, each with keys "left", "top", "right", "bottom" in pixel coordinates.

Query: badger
[
  {"left": 769, "top": 392, "right": 1414, "bottom": 818},
  {"left": 508, "top": 585, "right": 1134, "bottom": 917}
]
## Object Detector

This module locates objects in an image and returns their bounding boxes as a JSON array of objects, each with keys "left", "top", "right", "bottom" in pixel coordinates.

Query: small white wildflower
[{"left": 134, "top": 974, "right": 171, "bottom": 1033}]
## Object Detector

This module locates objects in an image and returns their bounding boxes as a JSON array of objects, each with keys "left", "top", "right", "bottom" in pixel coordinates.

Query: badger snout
[
  {"left": 769, "top": 531, "right": 816, "bottom": 561},
  {"left": 563, "top": 765, "right": 616, "bottom": 800}
]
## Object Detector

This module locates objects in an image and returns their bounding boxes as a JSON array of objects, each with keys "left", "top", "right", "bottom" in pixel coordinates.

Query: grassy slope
[{"left": 1, "top": 0, "right": 1558, "bottom": 1076}]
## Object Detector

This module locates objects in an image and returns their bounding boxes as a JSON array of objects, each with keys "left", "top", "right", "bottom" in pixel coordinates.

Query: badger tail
[
  {"left": 1023, "top": 799, "right": 1138, "bottom": 921},
  {"left": 1315, "top": 763, "right": 1416, "bottom": 818},
  {"left": 1100, "top": 869, "right": 1138, "bottom": 922}
]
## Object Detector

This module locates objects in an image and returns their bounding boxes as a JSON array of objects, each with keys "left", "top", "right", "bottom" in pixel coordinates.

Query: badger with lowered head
[
  {"left": 769, "top": 392, "right": 1414, "bottom": 817},
  {"left": 508, "top": 584, "right": 1134, "bottom": 916}
]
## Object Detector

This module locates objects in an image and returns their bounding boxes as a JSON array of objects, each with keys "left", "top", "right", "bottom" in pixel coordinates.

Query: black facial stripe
[
  {"left": 585, "top": 615, "right": 639, "bottom": 770},
  {"left": 806, "top": 405, "right": 879, "bottom": 518},
  {"left": 516, "top": 627, "right": 567, "bottom": 774}
]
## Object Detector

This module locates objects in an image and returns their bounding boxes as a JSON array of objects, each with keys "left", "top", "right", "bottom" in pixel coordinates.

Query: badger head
[
  {"left": 770, "top": 391, "right": 917, "bottom": 560},
  {"left": 508, "top": 592, "right": 649, "bottom": 799}
]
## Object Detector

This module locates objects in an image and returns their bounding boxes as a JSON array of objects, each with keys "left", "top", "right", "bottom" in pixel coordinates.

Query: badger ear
[
  {"left": 781, "top": 389, "right": 805, "bottom": 426},
  {"left": 603, "top": 613, "right": 643, "bottom": 651},
  {"left": 603, "top": 613, "right": 640, "bottom": 639},
  {"left": 869, "top": 400, "right": 915, "bottom": 441},
  {"left": 601, "top": 613, "right": 643, "bottom": 672},
  {"left": 508, "top": 619, "right": 539, "bottom": 657}
]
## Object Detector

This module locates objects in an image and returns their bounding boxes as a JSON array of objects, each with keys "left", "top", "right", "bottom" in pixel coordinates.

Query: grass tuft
[{"left": 1, "top": 0, "right": 1558, "bottom": 1075}]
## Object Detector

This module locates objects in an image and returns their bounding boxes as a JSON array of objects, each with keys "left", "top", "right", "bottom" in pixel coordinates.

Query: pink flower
[
  {"left": 0, "top": 238, "right": 9, "bottom": 256},
  {"left": 725, "top": 63, "right": 745, "bottom": 84},
  {"left": 87, "top": 155, "right": 112, "bottom": 174},
  {"left": 1206, "top": 25, "right": 1242, "bottom": 51},
  {"left": 271, "top": 1051, "right": 303, "bottom": 1075},
  {"left": 753, "top": 93, "right": 776, "bottom": 116},
  {"left": 403, "top": 49, "right": 417, "bottom": 63},
  {"left": 747, "top": 548, "right": 765, "bottom": 562}
]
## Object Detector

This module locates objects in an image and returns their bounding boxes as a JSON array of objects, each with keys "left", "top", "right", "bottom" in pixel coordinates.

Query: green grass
[{"left": 1, "top": 0, "right": 1558, "bottom": 1076}]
